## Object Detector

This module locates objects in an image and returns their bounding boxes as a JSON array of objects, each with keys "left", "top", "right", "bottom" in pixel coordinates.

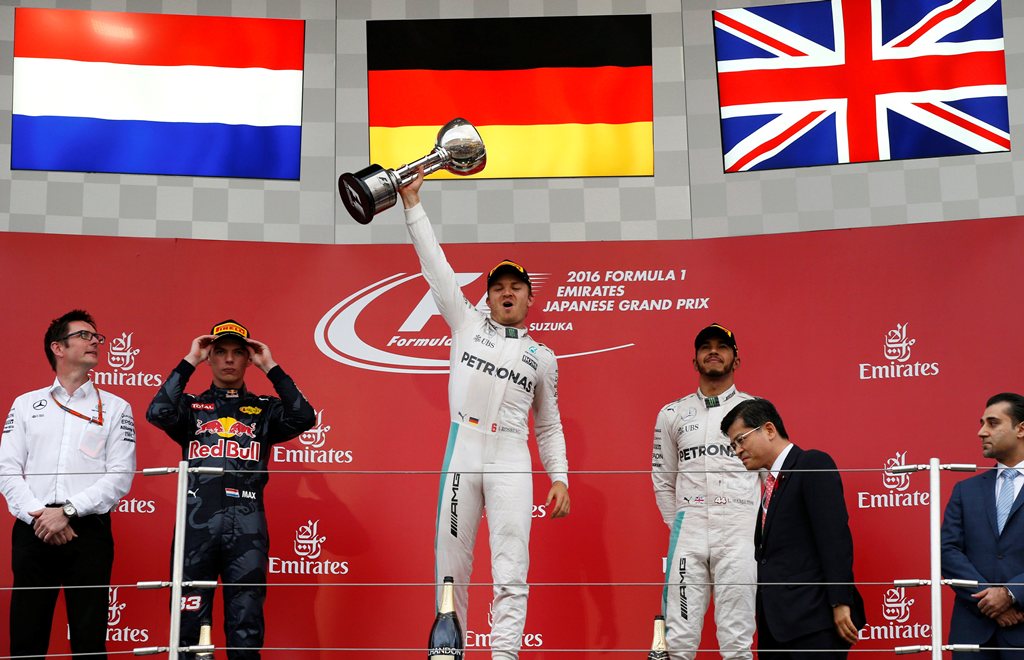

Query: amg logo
[
  {"left": 678, "top": 557, "right": 688, "bottom": 621},
  {"left": 450, "top": 473, "right": 461, "bottom": 538}
]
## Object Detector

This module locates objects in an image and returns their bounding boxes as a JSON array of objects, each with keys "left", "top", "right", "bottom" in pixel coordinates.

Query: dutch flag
[{"left": 12, "top": 8, "right": 304, "bottom": 180}]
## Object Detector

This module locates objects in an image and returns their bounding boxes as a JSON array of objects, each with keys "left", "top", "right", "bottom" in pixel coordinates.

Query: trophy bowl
[{"left": 339, "top": 118, "right": 486, "bottom": 224}]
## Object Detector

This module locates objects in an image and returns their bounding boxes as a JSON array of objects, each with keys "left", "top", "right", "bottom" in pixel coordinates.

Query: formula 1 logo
[{"left": 315, "top": 272, "right": 633, "bottom": 374}]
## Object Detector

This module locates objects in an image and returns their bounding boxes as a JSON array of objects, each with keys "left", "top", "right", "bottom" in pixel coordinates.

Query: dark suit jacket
[
  {"left": 941, "top": 469, "right": 1024, "bottom": 645},
  {"left": 755, "top": 445, "right": 866, "bottom": 643}
]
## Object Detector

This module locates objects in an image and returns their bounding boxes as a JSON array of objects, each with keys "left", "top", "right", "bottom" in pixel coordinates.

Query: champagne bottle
[
  {"left": 428, "top": 576, "right": 464, "bottom": 659},
  {"left": 196, "top": 621, "right": 214, "bottom": 659},
  {"left": 648, "top": 614, "right": 668, "bottom": 660}
]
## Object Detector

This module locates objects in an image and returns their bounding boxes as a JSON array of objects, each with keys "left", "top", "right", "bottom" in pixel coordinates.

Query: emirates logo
[
  {"left": 881, "top": 451, "right": 911, "bottom": 492},
  {"left": 107, "top": 587, "right": 126, "bottom": 626},
  {"left": 106, "top": 332, "right": 140, "bottom": 371},
  {"left": 882, "top": 587, "right": 914, "bottom": 624},
  {"left": 293, "top": 519, "right": 327, "bottom": 559},
  {"left": 298, "top": 410, "right": 332, "bottom": 449},
  {"left": 882, "top": 323, "right": 915, "bottom": 363}
]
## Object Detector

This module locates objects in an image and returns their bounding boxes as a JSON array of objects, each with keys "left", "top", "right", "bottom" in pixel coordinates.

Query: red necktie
[{"left": 761, "top": 473, "right": 777, "bottom": 527}]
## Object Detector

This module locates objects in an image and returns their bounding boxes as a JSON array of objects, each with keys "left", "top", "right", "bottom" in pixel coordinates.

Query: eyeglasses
[
  {"left": 57, "top": 330, "right": 106, "bottom": 344},
  {"left": 729, "top": 424, "right": 764, "bottom": 452}
]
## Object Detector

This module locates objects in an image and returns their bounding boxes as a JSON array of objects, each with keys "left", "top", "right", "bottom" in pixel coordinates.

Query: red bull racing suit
[
  {"left": 146, "top": 361, "right": 315, "bottom": 660},
  {"left": 406, "top": 203, "right": 569, "bottom": 660},
  {"left": 652, "top": 386, "right": 758, "bottom": 660}
]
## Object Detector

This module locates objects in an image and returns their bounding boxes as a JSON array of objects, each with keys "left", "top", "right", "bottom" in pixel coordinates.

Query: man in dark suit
[
  {"left": 721, "top": 398, "right": 865, "bottom": 658},
  {"left": 941, "top": 392, "right": 1024, "bottom": 659}
]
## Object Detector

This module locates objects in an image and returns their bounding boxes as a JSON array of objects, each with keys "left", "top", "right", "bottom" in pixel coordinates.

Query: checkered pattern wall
[{"left": 1, "top": 0, "right": 1022, "bottom": 244}]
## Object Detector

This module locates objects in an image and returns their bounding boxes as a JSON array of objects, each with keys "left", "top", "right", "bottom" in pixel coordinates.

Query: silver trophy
[{"left": 338, "top": 118, "right": 487, "bottom": 224}]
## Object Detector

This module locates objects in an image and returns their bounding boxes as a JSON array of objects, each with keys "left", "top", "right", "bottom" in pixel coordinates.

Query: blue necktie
[{"left": 997, "top": 469, "right": 1018, "bottom": 533}]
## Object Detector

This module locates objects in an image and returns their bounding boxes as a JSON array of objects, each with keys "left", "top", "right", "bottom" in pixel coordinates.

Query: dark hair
[
  {"left": 986, "top": 392, "right": 1024, "bottom": 426},
  {"left": 721, "top": 398, "right": 789, "bottom": 439},
  {"left": 44, "top": 310, "right": 96, "bottom": 371}
]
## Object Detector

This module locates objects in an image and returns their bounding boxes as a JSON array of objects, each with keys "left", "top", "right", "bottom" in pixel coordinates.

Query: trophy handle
[{"left": 394, "top": 148, "right": 450, "bottom": 186}]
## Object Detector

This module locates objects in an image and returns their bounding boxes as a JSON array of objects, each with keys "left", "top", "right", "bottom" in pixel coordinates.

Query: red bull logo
[
  {"left": 196, "top": 419, "right": 225, "bottom": 434},
  {"left": 195, "top": 417, "right": 257, "bottom": 439},
  {"left": 188, "top": 438, "right": 261, "bottom": 461},
  {"left": 227, "top": 421, "right": 256, "bottom": 438}
]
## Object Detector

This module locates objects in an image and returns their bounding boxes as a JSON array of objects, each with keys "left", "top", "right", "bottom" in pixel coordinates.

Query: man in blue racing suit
[
  {"left": 147, "top": 320, "right": 315, "bottom": 660},
  {"left": 399, "top": 171, "right": 571, "bottom": 660}
]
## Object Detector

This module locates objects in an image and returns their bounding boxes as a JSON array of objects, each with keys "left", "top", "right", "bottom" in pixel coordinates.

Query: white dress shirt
[
  {"left": 0, "top": 378, "right": 136, "bottom": 524},
  {"left": 768, "top": 442, "right": 795, "bottom": 479}
]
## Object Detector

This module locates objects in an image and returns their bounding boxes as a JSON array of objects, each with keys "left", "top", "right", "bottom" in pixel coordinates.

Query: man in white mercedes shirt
[
  {"left": 0, "top": 309, "right": 136, "bottom": 659},
  {"left": 398, "top": 169, "right": 570, "bottom": 660},
  {"left": 652, "top": 323, "right": 758, "bottom": 660}
]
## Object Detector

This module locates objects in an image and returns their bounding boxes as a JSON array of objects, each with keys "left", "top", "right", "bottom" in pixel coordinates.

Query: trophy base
[{"left": 339, "top": 165, "right": 398, "bottom": 225}]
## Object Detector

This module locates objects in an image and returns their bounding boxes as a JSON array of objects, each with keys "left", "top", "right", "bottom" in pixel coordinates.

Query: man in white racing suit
[
  {"left": 652, "top": 323, "right": 758, "bottom": 660},
  {"left": 398, "top": 170, "right": 570, "bottom": 660}
]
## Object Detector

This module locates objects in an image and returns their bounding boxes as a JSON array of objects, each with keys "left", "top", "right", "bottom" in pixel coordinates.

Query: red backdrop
[{"left": 1, "top": 214, "right": 1021, "bottom": 657}]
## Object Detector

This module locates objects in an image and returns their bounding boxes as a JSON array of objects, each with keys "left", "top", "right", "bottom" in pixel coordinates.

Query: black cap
[
  {"left": 694, "top": 323, "right": 737, "bottom": 352},
  {"left": 210, "top": 319, "right": 250, "bottom": 344},
  {"left": 486, "top": 259, "right": 531, "bottom": 289}
]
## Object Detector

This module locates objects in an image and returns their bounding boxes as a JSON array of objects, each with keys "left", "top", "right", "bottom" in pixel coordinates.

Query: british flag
[{"left": 713, "top": 0, "right": 1009, "bottom": 172}]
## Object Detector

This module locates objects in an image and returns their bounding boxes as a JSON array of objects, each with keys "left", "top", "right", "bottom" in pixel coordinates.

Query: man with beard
[
  {"left": 942, "top": 393, "right": 1024, "bottom": 658},
  {"left": 652, "top": 323, "right": 758, "bottom": 660}
]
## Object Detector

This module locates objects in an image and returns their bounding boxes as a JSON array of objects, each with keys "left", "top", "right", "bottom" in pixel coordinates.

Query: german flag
[{"left": 367, "top": 15, "right": 653, "bottom": 179}]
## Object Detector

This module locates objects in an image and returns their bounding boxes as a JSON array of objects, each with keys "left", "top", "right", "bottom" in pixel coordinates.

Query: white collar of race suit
[
  {"left": 486, "top": 318, "right": 527, "bottom": 339},
  {"left": 697, "top": 384, "right": 737, "bottom": 409}
]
